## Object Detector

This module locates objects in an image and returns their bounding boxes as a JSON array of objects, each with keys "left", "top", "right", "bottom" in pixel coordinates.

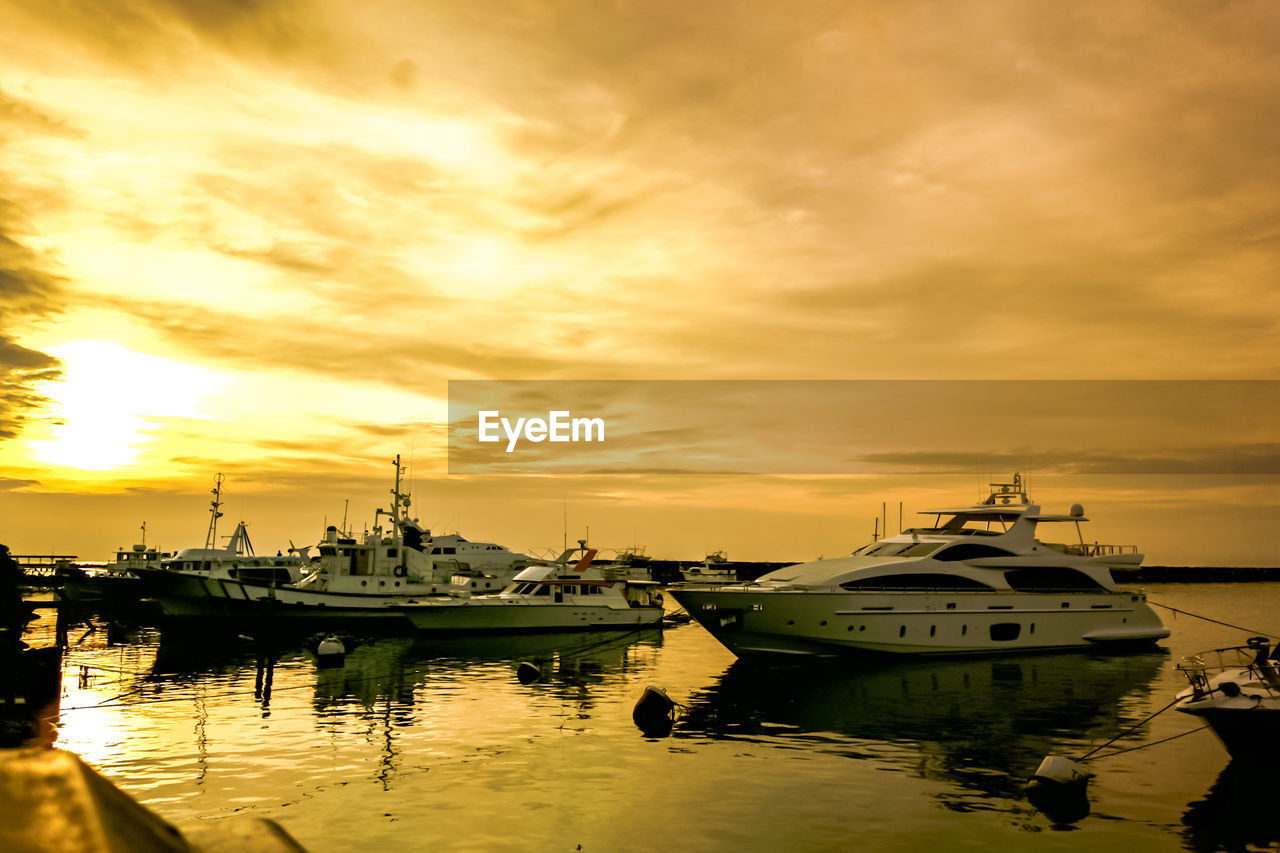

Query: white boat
[
  {"left": 394, "top": 543, "right": 665, "bottom": 633},
  {"left": 110, "top": 523, "right": 164, "bottom": 576},
  {"left": 668, "top": 474, "right": 1168, "bottom": 657},
  {"left": 130, "top": 475, "right": 310, "bottom": 612},
  {"left": 135, "top": 457, "right": 542, "bottom": 623},
  {"left": 1175, "top": 637, "right": 1280, "bottom": 759},
  {"left": 681, "top": 551, "right": 738, "bottom": 584}
]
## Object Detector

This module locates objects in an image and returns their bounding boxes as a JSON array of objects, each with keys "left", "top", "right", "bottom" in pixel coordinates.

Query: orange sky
[{"left": 0, "top": 1, "right": 1277, "bottom": 564}]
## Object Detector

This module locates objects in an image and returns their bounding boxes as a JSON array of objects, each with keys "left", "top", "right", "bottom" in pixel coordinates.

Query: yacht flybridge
[{"left": 669, "top": 475, "right": 1168, "bottom": 657}]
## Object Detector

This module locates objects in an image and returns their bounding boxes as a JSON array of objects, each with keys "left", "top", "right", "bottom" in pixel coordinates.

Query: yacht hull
[
  {"left": 396, "top": 600, "right": 664, "bottom": 633},
  {"left": 133, "top": 568, "right": 419, "bottom": 625},
  {"left": 668, "top": 587, "right": 1169, "bottom": 657}
]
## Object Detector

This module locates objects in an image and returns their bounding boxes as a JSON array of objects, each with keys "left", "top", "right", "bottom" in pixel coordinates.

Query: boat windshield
[{"left": 851, "top": 541, "right": 944, "bottom": 557}]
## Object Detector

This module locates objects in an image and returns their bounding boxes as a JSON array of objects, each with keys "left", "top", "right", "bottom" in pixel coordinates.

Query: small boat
[
  {"left": 394, "top": 542, "right": 665, "bottom": 634},
  {"left": 669, "top": 474, "right": 1168, "bottom": 657},
  {"left": 1175, "top": 637, "right": 1280, "bottom": 759}
]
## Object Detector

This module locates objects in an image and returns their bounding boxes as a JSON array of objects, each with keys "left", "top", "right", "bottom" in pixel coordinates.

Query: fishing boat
[
  {"left": 135, "top": 457, "right": 542, "bottom": 625},
  {"left": 669, "top": 474, "right": 1168, "bottom": 657},
  {"left": 394, "top": 543, "right": 665, "bottom": 633},
  {"left": 1175, "top": 637, "right": 1280, "bottom": 759}
]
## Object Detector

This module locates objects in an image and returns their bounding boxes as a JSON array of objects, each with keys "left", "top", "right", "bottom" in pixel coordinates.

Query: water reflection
[
  {"left": 143, "top": 627, "right": 666, "bottom": 717},
  {"left": 1182, "top": 759, "right": 1280, "bottom": 852},
  {"left": 675, "top": 651, "right": 1167, "bottom": 804}
]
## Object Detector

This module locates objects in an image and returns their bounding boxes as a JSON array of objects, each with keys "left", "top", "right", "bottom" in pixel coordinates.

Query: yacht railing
[
  {"left": 1176, "top": 639, "right": 1280, "bottom": 699},
  {"left": 1042, "top": 542, "right": 1139, "bottom": 557}
]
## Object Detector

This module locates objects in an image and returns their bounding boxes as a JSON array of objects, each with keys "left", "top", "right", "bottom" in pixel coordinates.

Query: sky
[{"left": 0, "top": 0, "right": 1277, "bottom": 565}]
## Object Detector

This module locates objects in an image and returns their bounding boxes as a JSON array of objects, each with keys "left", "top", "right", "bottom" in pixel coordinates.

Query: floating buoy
[
  {"left": 516, "top": 662, "right": 542, "bottom": 684},
  {"left": 1030, "top": 754, "right": 1094, "bottom": 786},
  {"left": 1026, "top": 755, "right": 1093, "bottom": 823},
  {"left": 632, "top": 685, "right": 676, "bottom": 737},
  {"left": 316, "top": 635, "right": 345, "bottom": 668}
]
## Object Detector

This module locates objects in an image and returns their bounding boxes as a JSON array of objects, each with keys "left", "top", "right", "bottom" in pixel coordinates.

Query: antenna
[
  {"left": 140, "top": 521, "right": 147, "bottom": 548},
  {"left": 341, "top": 500, "right": 349, "bottom": 537},
  {"left": 204, "top": 473, "right": 225, "bottom": 550}
]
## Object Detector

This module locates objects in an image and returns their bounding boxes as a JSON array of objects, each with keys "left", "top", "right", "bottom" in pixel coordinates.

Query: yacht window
[
  {"left": 533, "top": 585, "right": 551, "bottom": 596},
  {"left": 1004, "top": 568, "right": 1105, "bottom": 592},
  {"left": 387, "top": 548, "right": 398, "bottom": 558},
  {"left": 899, "top": 542, "right": 943, "bottom": 557},
  {"left": 933, "top": 544, "right": 1018, "bottom": 562},
  {"left": 563, "top": 585, "right": 577, "bottom": 595},
  {"left": 840, "top": 573, "right": 994, "bottom": 591},
  {"left": 990, "top": 623, "right": 1021, "bottom": 642},
  {"left": 856, "top": 542, "right": 916, "bottom": 557}
]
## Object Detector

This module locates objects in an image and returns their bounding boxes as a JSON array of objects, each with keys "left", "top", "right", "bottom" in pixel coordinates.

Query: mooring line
[
  {"left": 1147, "top": 600, "right": 1278, "bottom": 640},
  {"left": 1082, "top": 724, "right": 1212, "bottom": 761},
  {"left": 1076, "top": 695, "right": 1185, "bottom": 762}
]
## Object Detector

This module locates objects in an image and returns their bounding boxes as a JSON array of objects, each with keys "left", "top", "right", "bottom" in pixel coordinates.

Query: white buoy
[
  {"left": 316, "top": 635, "right": 346, "bottom": 668},
  {"left": 1027, "top": 755, "right": 1093, "bottom": 823},
  {"left": 1030, "top": 754, "right": 1093, "bottom": 786}
]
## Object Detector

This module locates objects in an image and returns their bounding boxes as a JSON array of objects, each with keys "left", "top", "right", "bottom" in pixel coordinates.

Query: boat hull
[
  {"left": 396, "top": 600, "right": 665, "bottom": 634},
  {"left": 667, "top": 587, "right": 1169, "bottom": 657},
  {"left": 1178, "top": 706, "right": 1280, "bottom": 759},
  {"left": 133, "top": 568, "right": 417, "bottom": 626}
]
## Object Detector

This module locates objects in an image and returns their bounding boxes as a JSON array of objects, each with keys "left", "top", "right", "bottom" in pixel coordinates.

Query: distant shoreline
[
  {"left": 640, "top": 560, "right": 1280, "bottom": 584},
  {"left": 1111, "top": 566, "right": 1280, "bottom": 583}
]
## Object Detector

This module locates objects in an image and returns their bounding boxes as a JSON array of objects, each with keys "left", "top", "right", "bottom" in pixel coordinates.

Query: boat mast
[
  {"left": 204, "top": 473, "right": 225, "bottom": 550},
  {"left": 390, "top": 454, "right": 408, "bottom": 544}
]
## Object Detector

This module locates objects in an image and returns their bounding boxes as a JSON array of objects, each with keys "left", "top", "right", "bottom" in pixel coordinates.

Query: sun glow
[{"left": 27, "top": 341, "right": 221, "bottom": 471}]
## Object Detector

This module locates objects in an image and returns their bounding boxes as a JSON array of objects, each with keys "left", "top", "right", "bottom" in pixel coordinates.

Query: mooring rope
[
  {"left": 1081, "top": 724, "right": 1213, "bottom": 761},
  {"left": 1148, "top": 600, "right": 1278, "bottom": 640},
  {"left": 1075, "top": 695, "right": 1186, "bottom": 762}
]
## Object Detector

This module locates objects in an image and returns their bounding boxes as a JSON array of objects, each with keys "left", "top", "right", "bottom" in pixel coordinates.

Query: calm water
[{"left": 22, "top": 583, "right": 1280, "bottom": 852}]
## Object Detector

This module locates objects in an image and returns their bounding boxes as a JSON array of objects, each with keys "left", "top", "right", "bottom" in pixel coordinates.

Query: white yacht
[
  {"left": 136, "top": 457, "right": 542, "bottom": 623},
  {"left": 681, "top": 551, "right": 738, "bottom": 585},
  {"left": 1175, "top": 637, "right": 1280, "bottom": 759},
  {"left": 394, "top": 543, "right": 665, "bottom": 633},
  {"left": 669, "top": 475, "right": 1169, "bottom": 657}
]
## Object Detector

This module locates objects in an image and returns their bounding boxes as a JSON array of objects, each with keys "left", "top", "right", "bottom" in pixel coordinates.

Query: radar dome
[{"left": 1070, "top": 503, "right": 1085, "bottom": 517}]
